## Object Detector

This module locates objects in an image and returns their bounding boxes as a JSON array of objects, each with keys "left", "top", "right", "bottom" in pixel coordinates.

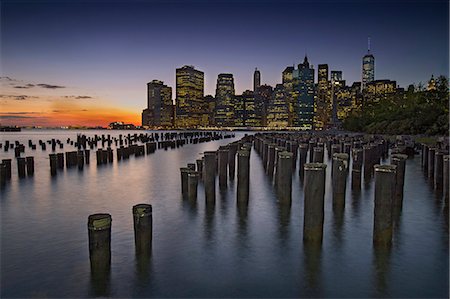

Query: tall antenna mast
[{"left": 368, "top": 36, "right": 371, "bottom": 53}]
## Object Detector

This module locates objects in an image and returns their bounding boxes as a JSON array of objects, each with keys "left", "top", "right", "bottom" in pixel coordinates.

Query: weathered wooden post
[
  {"left": 351, "top": 148, "right": 363, "bottom": 190},
  {"left": 218, "top": 147, "right": 228, "bottom": 189},
  {"left": 49, "top": 154, "right": 58, "bottom": 175},
  {"left": 373, "top": 164, "right": 396, "bottom": 247},
  {"left": 303, "top": 163, "right": 327, "bottom": 244},
  {"left": 26, "top": 156, "right": 34, "bottom": 176},
  {"left": 188, "top": 171, "right": 199, "bottom": 201},
  {"left": 422, "top": 144, "right": 429, "bottom": 172},
  {"left": 332, "top": 153, "right": 348, "bottom": 211},
  {"left": 237, "top": 149, "right": 250, "bottom": 204},
  {"left": 204, "top": 151, "right": 216, "bottom": 203},
  {"left": 57, "top": 153, "right": 64, "bottom": 169},
  {"left": 444, "top": 155, "right": 449, "bottom": 204},
  {"left": 17, "top": 157, "right": 26, "bottom": 178},
  {"left": 88, "top": 214, "right": 111, "bottom": 280},
  {"left": 277, "top": 151, "right": 293, "bottom": 205},
  {"left": 2, "top": 159, "right": 12, "bottom": 179},
  {"left": 312, "top": 147, "right": 324, "bottom": 163},
  {"left": 267, "top": 143, "right": 276, "bottom": 177},
  {"left": 391, "top": 154, "right": 407, "bottom": 207},
  {"left": 85, "top": 149, "right": 90, "bottom": 165},
  {"left": 132, "top": 204, "right": 152, "bottom": 255},
  {"left": 180, "top": 167, "right": 190, "bottom": 198},
  {"left": 228, "top": 143, "right": 238, "bottom": 180},
  {"left": 77, "top": 151, "right": 85, "bottom": 170},
  {"left": 428, "top": 148, "right": 435, "bottom": 179},
  {"left": 434, "top": 151, "right": 444, "bottom": 190},
  {"left": 298, "top": 143, "right": 308, "bottom": 178},
  {"left": 196, "top": 159, "right": 203, "bottom": 179}
]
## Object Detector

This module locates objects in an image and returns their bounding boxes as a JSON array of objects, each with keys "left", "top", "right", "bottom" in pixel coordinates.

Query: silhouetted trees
[{"left": 343, "top": 75, "right": 449, "bottom": 136}]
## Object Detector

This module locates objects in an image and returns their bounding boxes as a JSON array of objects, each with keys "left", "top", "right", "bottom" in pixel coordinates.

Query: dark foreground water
[{"left": 1, "top": 130, "right": 448, "bottom": 298}]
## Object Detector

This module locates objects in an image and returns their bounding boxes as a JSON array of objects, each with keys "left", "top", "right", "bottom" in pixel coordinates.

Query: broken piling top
[
  {"left": 391, "top": 154, "right": 408, "bottom": 162},
  {"left": 88, "top": 213, "right": 112, "bottom": 231},
  {"left": 304, "top": 163, "right": 327, "bottom": 171},
  {"left": 374, "top": 164, "right": 397, "bottom": 173},
  {"left": 132, "top": 204, "right": 152, "bottom": 217},
  {"left": 238, "top": 149, "right": 250, "bottom": 157},
  {"left": 278, "top": 151, "right": 293, "bottom": 159}
]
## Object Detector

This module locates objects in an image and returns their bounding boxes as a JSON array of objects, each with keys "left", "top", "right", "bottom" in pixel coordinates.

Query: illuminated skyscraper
[
  {"left": 316, "top": 64, "right": 331, "bottom": 129},
  {"left": 141, "top": 80, "right": 173, "bottom": 127},
  {"left": 362, "top": 40, "right": 375, "bottom": 90},
  {"left": 214, "top": 73, "right": 235, "bottom": 127},
  {"left": 331, "top": 70, "right": 343, "bottom": 82},
  {"left": 175, "top": 65, "right": 204, "bottom": 128},
  {"left": 267, "top": 84, "right": 289, "bottom": 128},
  {"left": 253, "top": 68, "right": 261, "bottom": 93},
  {"left": 293, "top": 55, "right": 315, "bottom": 129}
]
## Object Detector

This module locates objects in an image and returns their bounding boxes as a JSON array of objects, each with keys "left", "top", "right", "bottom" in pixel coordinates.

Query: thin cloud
[
  {"left": 0, "top": 95, "right": 38, "bottom": 100},
  {"left": 14, "top": 84, "right": 35, "bottom": 89},
  {"left": 0, "top": 115, "right": 37, "bottom": 119},
  {"left": 63, "top": 95, "right": 94, "bottom": 99},
  {"left": 37, "top": 83, "right": 65, "bottom": 89},
  {"left": 0, "top": 76, "right": 15, "bottom": 81}
]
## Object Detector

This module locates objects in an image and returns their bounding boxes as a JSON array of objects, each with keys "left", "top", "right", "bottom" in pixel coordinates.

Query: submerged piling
[{"left": 277, "top": 151, "right": 293, "bottom": 204}]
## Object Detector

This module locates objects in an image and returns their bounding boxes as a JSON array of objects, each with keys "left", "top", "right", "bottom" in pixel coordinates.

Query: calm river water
[{"left": 0, "top": 130, "right": 448, "bottom": 298}]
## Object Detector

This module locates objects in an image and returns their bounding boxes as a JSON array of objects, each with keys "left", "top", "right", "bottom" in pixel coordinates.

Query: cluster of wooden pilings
[
  {"left": 87, "top": 204, "right": 153, "bottom": 290},
  {"left": 420, "top": 141, "right": 449, "bottom": 206},
  {"left": 253, "top": 132, "right": 413, "bottom": 248},
  {"left": 0, "top": 131, "right": 235, "bottom": 184},
  {"left": 179, "top": 135, "right": 254, "bottom": 206}
]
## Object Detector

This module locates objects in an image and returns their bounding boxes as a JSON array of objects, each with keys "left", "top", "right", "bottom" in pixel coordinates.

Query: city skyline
[{"left": 1, "top": 0, "right": 448, "bottom": 127}]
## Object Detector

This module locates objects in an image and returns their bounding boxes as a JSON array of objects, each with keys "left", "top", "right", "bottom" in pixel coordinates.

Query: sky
[{"left": 1, "top": 0, "right": 448, "bottom": 127}]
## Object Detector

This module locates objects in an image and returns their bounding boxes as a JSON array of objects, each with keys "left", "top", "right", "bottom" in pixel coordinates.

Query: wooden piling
[
  {"left": 132, "top": 204, "right": 152, "bottom": 256},
  {"left": 303, "top": 163, "right": 327, "bottom": 244},
  {"left": 373, "top": 164, "right": 396, "bottom": 247},
  {"left": 237, "top": 149, "right": 250, "bottom": 204}
]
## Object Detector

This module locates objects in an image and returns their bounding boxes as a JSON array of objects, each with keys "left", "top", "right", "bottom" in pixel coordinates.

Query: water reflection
[
  {"left": 277, "top": 202, "right": 291, "bottom": 245},
  {"left": 351, "top": 189, "right": 362, "bottom": 218},
  {"left": 372, "top": 246, "right": 392, "bottom": 298},
  {"left": 302, "top": 243, "right": 323, "bottom": 297},
  {"left": 204, "top": 202, "right": 215, "bottom": 243}
]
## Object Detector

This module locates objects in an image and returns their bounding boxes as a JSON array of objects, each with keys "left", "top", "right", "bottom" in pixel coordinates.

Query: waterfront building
[
  {"left": 234, "top": 90, "right": 258, "bottom": 127},
  {"left": 266, "top": 84, "right": 290, "bottom": 128},
  {"left": 214, "top": 73, "right": 235, "bottom": 127},
  {"left": 256, "top": 84, "right": 274, "bottom": 126},
  {"left": 141, "top": 80, "right": 174, "bottom": 128},
  {"left": 292, "top": 56, "right": 315, "bottom": 129},
  {"left": 427, "top": 75, "right": 437, "bottom": 91},
  {"left": 175, "top": 65, "right": 205, "bottom": 128},
  {"left": 331, "top": 70, "right": 343, "bottom": 82},
  {"left": 362, "top": 49, "right": 375, "bottom": 90},
  {"left": 254, "top": 68, "right": 261, "bottom": 93},
  {"left": 364, "top": 79, "right": 397, "bottom": 102},
  {"left": 315, "top": 64, "right": 332, "bottom": 130}
]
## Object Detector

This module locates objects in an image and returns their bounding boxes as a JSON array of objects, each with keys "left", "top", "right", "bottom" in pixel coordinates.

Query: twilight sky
[{"left": 1, "top": 0, "right": 448, "bottom": 126}]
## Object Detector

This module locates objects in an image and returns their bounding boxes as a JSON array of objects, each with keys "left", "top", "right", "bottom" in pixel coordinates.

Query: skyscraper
[
  {"left": 141, "top": 80, "right": 173, "bottom": 127},
  {"left": 293, "top": 56, "right": 315, "bottom": 129},
  {"left": 175, "top": 65, "right": 204, "bottom": 128},
  {"left": 362, "top": 40, "right": 375, "bottom": 90},
  {"left": 214, "top": 73, "right": 235, "bottom": 127},
  {"left": 331, "top": 70, "right": 343, "bottom": 82},
  {"left": 316, "top": 64, "right": 331, "bottom": 130},
  {"left": 253, "top": 68, "right": 261, "bottom": 93}
]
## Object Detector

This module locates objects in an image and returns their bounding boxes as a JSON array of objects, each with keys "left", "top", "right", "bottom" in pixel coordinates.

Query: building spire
[{"left": 368, "top": 36, "right": 371, "bottom": 53}]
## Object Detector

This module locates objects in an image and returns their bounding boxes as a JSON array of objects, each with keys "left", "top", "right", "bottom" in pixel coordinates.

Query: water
[{"left": 1, "top": 130, "right": 448, "bottom": 298}]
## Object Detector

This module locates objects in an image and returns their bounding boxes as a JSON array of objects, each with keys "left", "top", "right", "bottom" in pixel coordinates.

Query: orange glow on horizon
[{"left": 1, "top": 96, "right": 141, "bottom": 127}]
